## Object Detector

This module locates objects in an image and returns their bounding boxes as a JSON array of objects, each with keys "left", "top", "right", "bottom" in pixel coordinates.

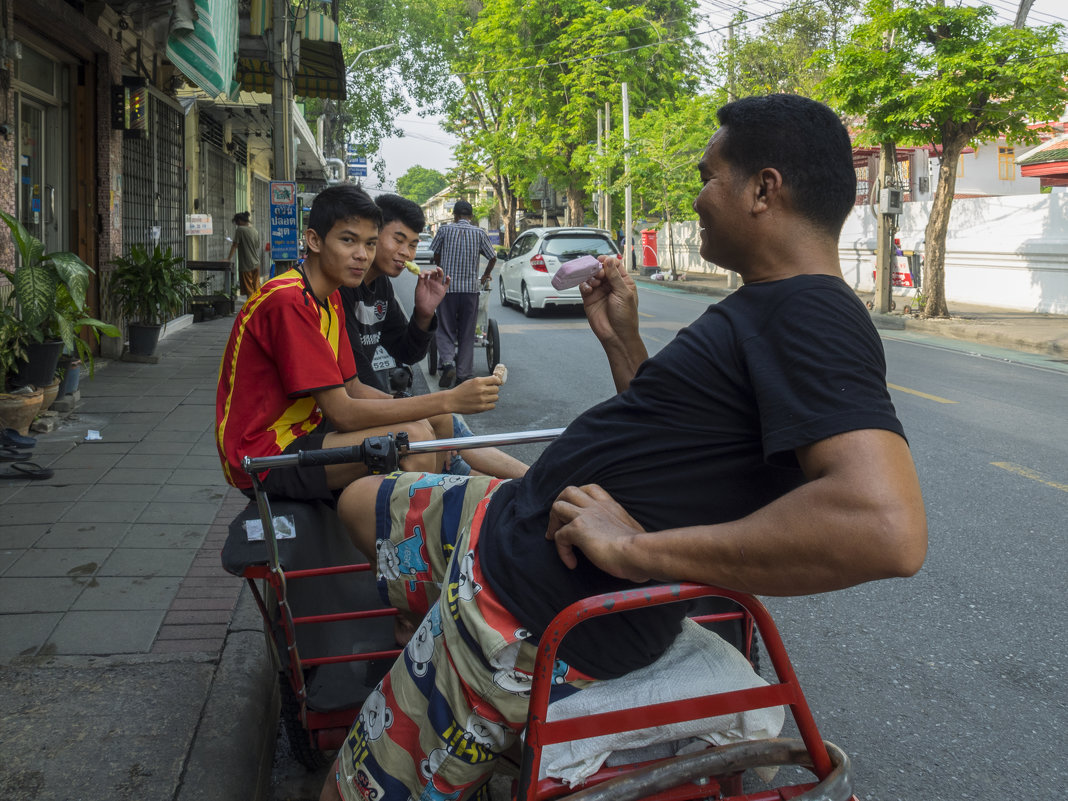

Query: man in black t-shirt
[{"left": 324, "top": 95, "right": 928, "bottom": 801}]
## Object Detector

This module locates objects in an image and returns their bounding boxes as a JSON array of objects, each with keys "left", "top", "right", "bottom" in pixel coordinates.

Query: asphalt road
[{"left": 272, "top": 277, "right": 1067, "bottom": 800}]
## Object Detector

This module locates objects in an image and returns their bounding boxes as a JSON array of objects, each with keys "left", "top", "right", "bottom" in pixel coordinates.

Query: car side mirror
[{"left": 496, "top": 247, "right": 509, "bottom": 259}]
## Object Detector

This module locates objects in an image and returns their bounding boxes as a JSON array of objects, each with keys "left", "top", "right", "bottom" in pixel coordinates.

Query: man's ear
[
  {"left": 751, "top": 167, "right": 784, "bottom": 215},
  {"left": 304, "top": 227, "right": 322, "bottom": 254}
]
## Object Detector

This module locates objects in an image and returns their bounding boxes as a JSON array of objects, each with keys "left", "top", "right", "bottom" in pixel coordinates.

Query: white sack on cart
[{"left": 537, "top": 618, "right": 785, "bottom": 786}]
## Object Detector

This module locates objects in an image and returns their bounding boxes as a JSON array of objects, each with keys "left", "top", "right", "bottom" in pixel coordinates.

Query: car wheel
[
  {"left": 521, "top": 285, "right": 538, "bottom": 318},
  {"left": 498, "top": 276, "right": 510, "bottom": 308}
]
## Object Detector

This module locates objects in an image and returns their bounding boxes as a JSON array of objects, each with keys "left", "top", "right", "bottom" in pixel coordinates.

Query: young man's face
[
  {"left": 374, "top": 220, "right": 421, "bottom": 278},
  {"left": 307, "top": 216, "right": 378, "bottom": 289}
]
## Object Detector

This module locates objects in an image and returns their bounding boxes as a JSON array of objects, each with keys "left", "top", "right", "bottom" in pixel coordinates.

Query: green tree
[
  {"left": 396, "top": 165, "right": 449, "bottom": 204},
  {"left": 725, "top": 0, "right": 858, "bottom": 98},
  {"left": 592, "top": 94, "right": 721, "bottom": 272},
  {"left": 819, "top": 0, "right": 1068, "bottom": 318}
]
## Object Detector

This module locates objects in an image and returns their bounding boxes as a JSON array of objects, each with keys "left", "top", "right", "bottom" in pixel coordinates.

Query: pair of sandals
[{"left": 0, "top": 428, "right": 53, "bottom": 480}]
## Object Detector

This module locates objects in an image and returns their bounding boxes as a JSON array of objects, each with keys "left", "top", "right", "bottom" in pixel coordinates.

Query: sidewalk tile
[
  {"left": 136, "top": 501, "right": 221, "bottom": 525},
  {"left": 97, "top": 547, "right": 198, "bottom": 577},
  {"left": 98, "top": 467, "right": 174, "bottom": 485},
  {"left": 5, "top": 548, "right": 108, "bottom": 578},
  {"left": 153, "top": 484, "right": 227, "bottom": 503},
  {"left": 45, "top": 610, "right": 163, "bottom": 654},
  {"left": 151, "top": 638, "right": 222, "bottom": 654},
  {"left": 50, "top": 451, "right": 125, "bottom": 470},
  {"left": 2, "top": 484, "right": 89, "bottom": 504},
  {"left": 0, "top": 525, "right": 45, "bottom": 549},
  {"left": 114, "top": 453, "right": 178, "bottom": 469},
  {"left": 129, "top": 396, "right": 184, "bottom": 413},
  {"left": 168, "top": 469, "right": 220, "bottom": 486},
  {"left": 58, "top": 500, "right": 149, "bottom": 524},
  {"left": 128, "top": 440, "right": 195, "bottom": 456},
  {"left": 0, "top": 613, "right": 62, "bottom": 660},
  {"left": 120, "top": 523, "right": 209, "bottom": 549},
  {"left": 163, "top": 609, "right": 231, "bottom": 625},
  {"left": 0, "top": 577, "right": 87, "bottom": 613},
  {"left": 5, "top": 503, "right": 70, "bottom": 526},
  {"left": 140, "top": 429, "right": 203, "bottom": 444},
  {"left": 71, "top": 576, "right": 180, "bottom": 610},
  {"left": 156, "top": 622, "right": 229, "bottom": 639},
  {"left": 86, "top": 483, "right": 160, "bottom": 502},
  {"left": 158, "top": 407, "right": 213, "bottom": 431},
  {"left": 36, "top": 522, "right": 131, "bottom": 549},
  {"left": 0, "top": 550, "right": 20, "bottom": 574}
]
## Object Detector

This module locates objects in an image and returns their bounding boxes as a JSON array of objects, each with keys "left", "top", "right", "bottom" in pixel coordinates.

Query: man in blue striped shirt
[{"left": 430, "top": 200, "right": 497, "bottom": 388}]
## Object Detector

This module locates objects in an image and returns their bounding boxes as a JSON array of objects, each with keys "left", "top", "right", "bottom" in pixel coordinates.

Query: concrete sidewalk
[
  {"left": 0, "top": 316, "right": 276, "bottom": 801},
  {"left": 1, "top": 279, "right": 1065, "bottom": 801}
]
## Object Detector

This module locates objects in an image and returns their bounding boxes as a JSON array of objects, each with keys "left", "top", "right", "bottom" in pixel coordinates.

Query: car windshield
[{"left": 542, "top": 235, "right": 617, "bottom": 260}]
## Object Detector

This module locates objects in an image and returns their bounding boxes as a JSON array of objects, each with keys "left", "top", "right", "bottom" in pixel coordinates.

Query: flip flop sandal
[
  {"left": 0, "top": 447, "right": 32, "bottom": 462},
  {"left": 0, "top": 428, "right": 36, "bottom": 449},
  {"left": 0, "top": 462, "right": 53, "bottom": 480}
]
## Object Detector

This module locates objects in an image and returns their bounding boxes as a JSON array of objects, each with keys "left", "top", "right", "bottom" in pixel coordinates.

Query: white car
[
  {"left": 497, "top": 227, "right": 619, "bottom": 316},
  {"left": 414, "top": 233, "right": 435, "bottom": 263}
]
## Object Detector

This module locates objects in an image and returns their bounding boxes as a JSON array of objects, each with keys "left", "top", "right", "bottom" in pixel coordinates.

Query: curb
[
  {"left": 178, "top": 586, "right": 279, "bottom": 801},
  {"left": 634, "top": 275, "right": 1064, "bottom": 359}
]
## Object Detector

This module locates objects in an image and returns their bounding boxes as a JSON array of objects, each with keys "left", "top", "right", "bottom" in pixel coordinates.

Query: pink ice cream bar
[{"left": 551, "top": 255, "right": 602, "bottom": 290}]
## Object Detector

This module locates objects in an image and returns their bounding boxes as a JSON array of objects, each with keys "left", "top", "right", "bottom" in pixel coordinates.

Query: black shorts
[{"left": 241, "top": 425, "right": 332, "bottom": 502}]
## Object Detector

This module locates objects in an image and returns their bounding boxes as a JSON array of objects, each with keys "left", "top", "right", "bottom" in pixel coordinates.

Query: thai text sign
[{"left": 270, "top": 181, "right": 299, "bottom": 261}]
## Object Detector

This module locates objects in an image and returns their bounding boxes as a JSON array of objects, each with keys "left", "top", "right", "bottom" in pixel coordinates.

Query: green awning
[{"left": 167, "top": 0, "right": 240, "bottom": 99}]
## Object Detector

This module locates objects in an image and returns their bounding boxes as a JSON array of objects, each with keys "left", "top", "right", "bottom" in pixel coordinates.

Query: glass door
[{"left": 17, "top": 97, "right": 46, "bottom": 244}]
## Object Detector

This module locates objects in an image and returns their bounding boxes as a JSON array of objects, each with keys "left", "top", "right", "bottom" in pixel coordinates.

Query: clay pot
[
  {"left": 40, "top": 379, "right": 61, "bottom": 412},
  {"left": 0, "top": 388, "right": 45, "bottom": 436}
]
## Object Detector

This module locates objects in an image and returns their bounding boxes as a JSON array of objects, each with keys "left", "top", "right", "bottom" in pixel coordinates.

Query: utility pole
[
  {"left": 271, "top": 0, "right": 294, "bottom": 182},
  {"left": 604, "top": 102, "right": 612, "bottom": 236},
  {"left": 622, "top": 83, "right": 633, "bottom": 272},
  {"left": 873, "top": 141, "right": 897, "bottom": 313},
  {"left": 1014, "top": 0, "right": 1035, "bottom": 28},
  {"left": 596, "top": 109, "right": 604, "bottom": 230}
]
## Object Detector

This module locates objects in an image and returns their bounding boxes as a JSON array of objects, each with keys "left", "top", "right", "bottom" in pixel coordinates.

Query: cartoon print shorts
[{"left": 335, "top": 472, "right": 591, "bottom": 801}]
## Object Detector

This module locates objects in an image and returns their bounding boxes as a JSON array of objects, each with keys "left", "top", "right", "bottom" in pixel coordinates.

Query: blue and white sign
[
  {"left": 269, "top": 181, "right": 299, "bottom": 261},
  {"left": 347, "top": 154, "right": 368, "bottom": 178}
]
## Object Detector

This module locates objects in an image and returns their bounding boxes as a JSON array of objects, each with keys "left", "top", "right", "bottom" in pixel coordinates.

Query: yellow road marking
[
  {"left": 887, "top": 383, "right": 958, "bottom": 404},
  {"left": 991, "top": 462, "right": 1068, "bottom": 493}
]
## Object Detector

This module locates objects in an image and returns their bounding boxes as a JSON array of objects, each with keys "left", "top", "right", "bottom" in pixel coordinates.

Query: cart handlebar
[{"left": 242, "top": 428, "right": 564, "bottom": 475}]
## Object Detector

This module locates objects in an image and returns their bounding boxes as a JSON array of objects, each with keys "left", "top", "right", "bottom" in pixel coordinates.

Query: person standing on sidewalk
[
  {"left": 429, "top": 199, "right": 497, "bottom": 388},
  {"left": 228, "top": 211, "right": 263, "bottom": 297}
]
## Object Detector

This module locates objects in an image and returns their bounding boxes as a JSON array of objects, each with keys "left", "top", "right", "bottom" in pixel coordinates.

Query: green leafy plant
[
  {"left": 0, "top": 304, "right": 30, "bottom": 393},
  {"left": 0, "top": 209, "right": 119, "bottom": 378},
  {"left": 107, "top": 244, "right": 196, "bottom": 326}
]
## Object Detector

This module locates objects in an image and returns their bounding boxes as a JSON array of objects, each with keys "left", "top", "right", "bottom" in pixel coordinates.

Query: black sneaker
[{"left": 438, "top": 363, "right": 456, "bottom": 389}]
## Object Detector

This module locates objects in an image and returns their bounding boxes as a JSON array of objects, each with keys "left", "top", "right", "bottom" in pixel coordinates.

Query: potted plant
[
  {"left": 0, "top": 209, "right": 119, "bottom": 387},
  {"left": 0, "top": 304, "right": 43, "bottom": 435},
  {"left": 107, "top": 244, "right": 196, "bottom": 356}
]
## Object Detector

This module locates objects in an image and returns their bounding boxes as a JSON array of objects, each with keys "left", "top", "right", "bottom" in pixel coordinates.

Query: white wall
[
  {"left": 660, "top": 193, "right": 1068, "bottom": 314},
  {"left": 935, "top": 140, "right": 1044, "bottom": 198}
]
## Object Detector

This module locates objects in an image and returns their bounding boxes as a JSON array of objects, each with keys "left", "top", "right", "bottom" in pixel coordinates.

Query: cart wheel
[
  {"left": 486, "top": 319, "right": 501, "bottom": 373},
  {"left": 890, "top": 300, "right": 897, "bottom": 311},
  {"left": 278, "top": 673, "right": 330, "bottom": 771},
  {"left": 865, "top": 300, "right": 874, "bottom": 310},
  {"left": 428, "top": 338, "right": 438, "bottom": 375}
]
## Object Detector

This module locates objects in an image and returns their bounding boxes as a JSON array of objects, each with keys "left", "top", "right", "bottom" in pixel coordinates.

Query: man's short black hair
[
  {"left": 233, "top": 211, "right": 251, "bottom": 225},
  {"left": 376, "top": 193, "right": 425, "bottom": 234},
  {"left": 715, "top": 94, "right": 856, "bottom": 237},
  {"left": 452, "top": 199, "right": 473, "bottom": 217},
  {"left": 307, "top": 184, "right": 383, "bottom": 241}
]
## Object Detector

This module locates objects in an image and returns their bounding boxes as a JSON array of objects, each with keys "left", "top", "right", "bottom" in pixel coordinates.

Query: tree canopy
[
  {"left": 396, "top": 165, "right": 449, "bottom": 205},
  {"left": 819, "top": 0, "right": 1068, "bottom": 317}
]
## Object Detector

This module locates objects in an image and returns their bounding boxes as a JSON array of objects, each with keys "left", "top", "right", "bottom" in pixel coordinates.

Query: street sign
[
  {"left": 269, "top": 181, "right": 299, "bottom": 261},
  {"left": 347, "top": 164, "right": 367, "bottom": 177}
]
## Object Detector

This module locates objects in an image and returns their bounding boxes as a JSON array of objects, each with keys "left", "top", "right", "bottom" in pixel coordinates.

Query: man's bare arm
[
  {"left": 547, "top": 428, "right": 927, "bottom": 596},
  {"left": 579, "top": 258, "right": 648, "bottom": 392},
  {"left": 315, "top": 377, "right": 502, "bottom": 432}
]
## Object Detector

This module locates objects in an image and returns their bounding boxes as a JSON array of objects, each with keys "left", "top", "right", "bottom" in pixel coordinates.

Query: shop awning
[
  {"left": 167, "top": 0, "right": 240, "bottom": 99},
  {"left": 236, "top": 0, "right": 346, "bottom": 100}
]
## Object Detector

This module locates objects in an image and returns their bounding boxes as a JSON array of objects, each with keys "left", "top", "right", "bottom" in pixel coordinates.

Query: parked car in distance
[
  {"left": 415, "top": 233, "right": 435, "bottom": 263},
  {"left": 497, "top": 227, "right": 619, "bottom": 316}
]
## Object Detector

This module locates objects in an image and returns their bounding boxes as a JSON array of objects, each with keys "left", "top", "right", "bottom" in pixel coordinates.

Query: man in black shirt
[{"left": 324, "top": 94, "right": 928, "bottom": 801}]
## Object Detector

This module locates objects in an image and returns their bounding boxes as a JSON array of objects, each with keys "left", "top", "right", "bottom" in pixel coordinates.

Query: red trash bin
[{"left": 640, "top": 229, "right": 658, "bottom": 268}]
